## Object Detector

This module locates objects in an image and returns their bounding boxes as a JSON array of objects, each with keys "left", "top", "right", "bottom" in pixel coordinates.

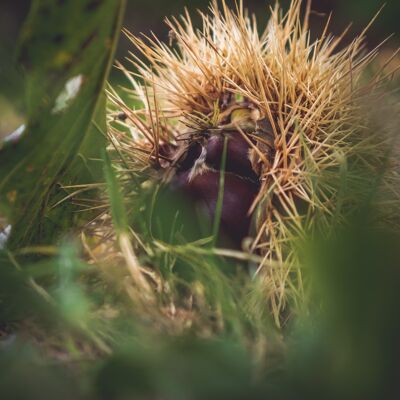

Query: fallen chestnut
[{"left": 158, "top": 131, "right": 260, "bottom": 248}]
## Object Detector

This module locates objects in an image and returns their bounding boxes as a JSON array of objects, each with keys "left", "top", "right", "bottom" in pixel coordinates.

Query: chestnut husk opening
[{"left": 155, "top": 130, "right": 262, "bottom": 248}]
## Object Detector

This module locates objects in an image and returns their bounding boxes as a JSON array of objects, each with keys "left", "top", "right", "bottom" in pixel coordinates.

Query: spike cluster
[{"left": 106, "top": 0, "right": 396, "bottom": 323}]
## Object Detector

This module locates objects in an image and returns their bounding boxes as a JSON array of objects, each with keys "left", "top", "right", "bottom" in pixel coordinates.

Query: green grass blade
[
  {"left": 212, "top": 135, "right": 228, "bottom": 247},
  {"left": 102, "top": 149, "right": 128, "bottom": 235},
  {"left": 212, "top": 136, "right": 228, "bottom": 247}
]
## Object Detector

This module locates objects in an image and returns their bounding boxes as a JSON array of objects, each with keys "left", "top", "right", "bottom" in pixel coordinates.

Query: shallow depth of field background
[{"left": 1, "top": 0, "right": 399, "bottom": 139}]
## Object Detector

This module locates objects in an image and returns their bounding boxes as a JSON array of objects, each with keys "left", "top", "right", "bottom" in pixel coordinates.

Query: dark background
[
  {"left": 1, "top": 0, "right": 399, "bottom": 51},
  {"left": 0, "top": 0, "right": 399, "bottom": 137}
]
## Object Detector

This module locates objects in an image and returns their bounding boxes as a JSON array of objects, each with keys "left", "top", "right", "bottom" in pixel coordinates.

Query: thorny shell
[{"left": 105, "top": 0, "right": 398, "bottom": 325}]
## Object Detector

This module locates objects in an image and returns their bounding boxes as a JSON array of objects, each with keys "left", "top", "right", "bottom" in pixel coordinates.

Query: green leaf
[
  {"left": 0, "top": 0, "right": 125, "bottom": 247},
  {"left": 67, "top": 93, "right": 108, "bottom": 184}
]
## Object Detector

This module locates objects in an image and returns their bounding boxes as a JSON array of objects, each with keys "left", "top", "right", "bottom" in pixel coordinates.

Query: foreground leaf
[{"left": 0, "top": 0, "right": 125, "bottom": 247}]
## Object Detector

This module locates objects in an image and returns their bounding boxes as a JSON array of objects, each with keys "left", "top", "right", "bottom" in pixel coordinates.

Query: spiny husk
[{"left": 99, "top": 0, "right": 399, "bottom": 326}]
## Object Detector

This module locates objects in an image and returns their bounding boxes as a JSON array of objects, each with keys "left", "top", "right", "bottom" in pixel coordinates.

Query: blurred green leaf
[
  {"left": 52, "top": 242, "right": 91, "bottom": 327},
  {"left": 96, "top": 337, "right": 256, "bottom": 400},
  {"left": 0, "top": 0, "right": 125, "bottom": 247},
  {"left": 0, "top": 341, "right": 82, "bottom": 400},
  {"left": 0, "top": 250, "right": 49, "bottom": 321}
]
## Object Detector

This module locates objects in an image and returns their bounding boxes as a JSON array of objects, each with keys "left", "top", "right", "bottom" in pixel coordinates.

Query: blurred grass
[{"left": 1, "top": 198, "right": 400, "bottom": 399}]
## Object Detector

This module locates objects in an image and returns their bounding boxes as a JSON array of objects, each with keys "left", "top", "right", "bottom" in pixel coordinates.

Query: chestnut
[{"left": 174, "top": 169, "right": 259, "bottom": 246}]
